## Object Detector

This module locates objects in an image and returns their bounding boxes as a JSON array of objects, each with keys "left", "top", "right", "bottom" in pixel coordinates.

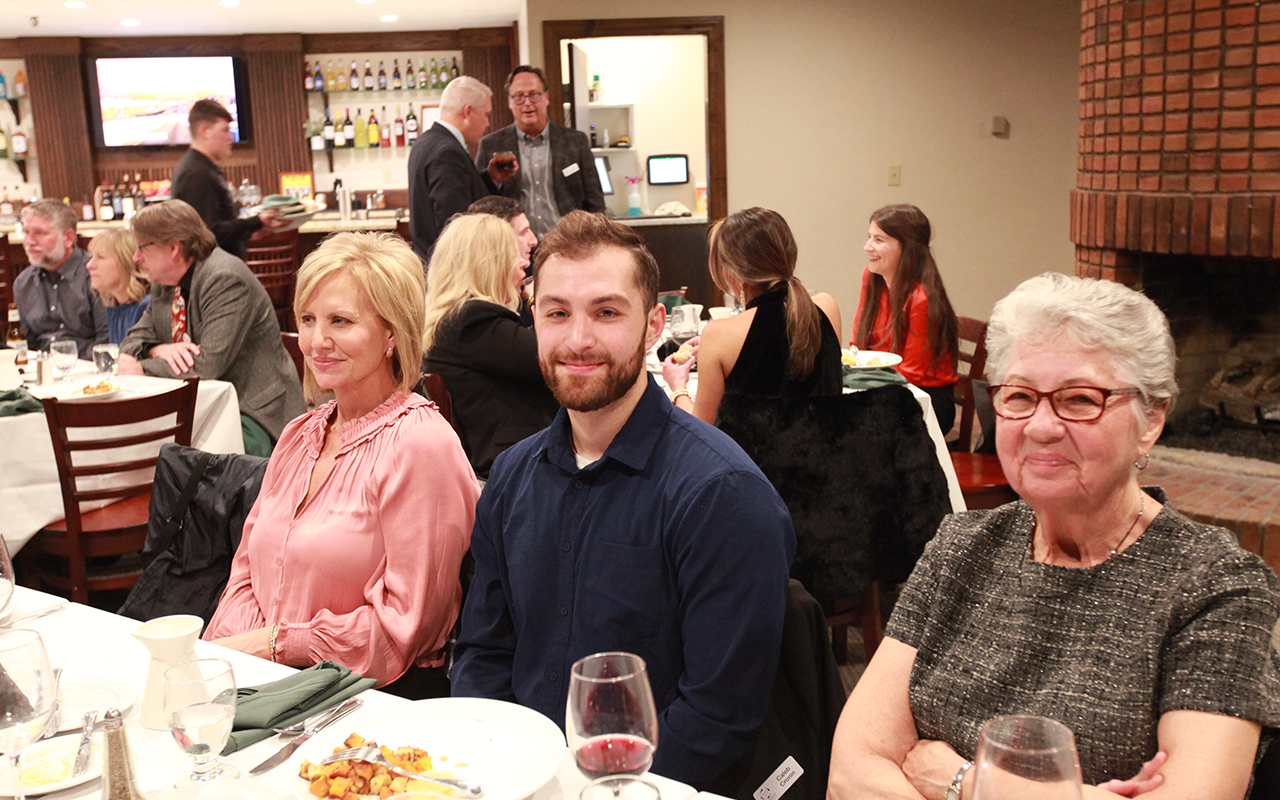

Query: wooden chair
[
  {"left": 949, "top": 316, "right": 1018, "bottom": 510},
  {"left": 280, "top": 331, "right": 304, "bottom": 384},
  {"left": 245, "top": 229, "right": 300, "bottom": 332},
  {"left": 416, "top": 372, "right": 459, "bottom": 437},
  {"left": 28, "top": 377, "right": 199, "bottom": 604},
  {"left": 0, "top": 233, "right": 9, "bottom": 311},
  {"left": 394, "top": 218, "right": 412, "bottom": 246}
]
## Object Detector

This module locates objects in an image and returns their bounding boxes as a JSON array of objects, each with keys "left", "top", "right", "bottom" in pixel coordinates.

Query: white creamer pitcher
[{"left": 132, "top": 614, "right": 203, "bottom": 730}]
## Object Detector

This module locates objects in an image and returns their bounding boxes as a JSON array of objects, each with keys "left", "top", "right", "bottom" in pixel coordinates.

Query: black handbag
[{"left": 118, "top": 443, "right": 269, "bottom": 624}]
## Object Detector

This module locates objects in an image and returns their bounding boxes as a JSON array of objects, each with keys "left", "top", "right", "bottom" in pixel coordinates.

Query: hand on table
[
  {"left": 150, "top": 342, "right": 202, "bottom": 375},
  {"left": 116, "top": 352, "right": 144, "bottom": 376},
  {"left": 660, "top": 336, "right": 699, "bottom": 391},
  {"left": 487, "top": 154, "right": 519, "bottom": 183},
  {"left": 212, "top": 626, "right": 274, "bottom": 661}
]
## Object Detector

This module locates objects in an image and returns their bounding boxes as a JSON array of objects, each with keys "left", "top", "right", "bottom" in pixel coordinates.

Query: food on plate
[
  {"left": 20, "top": 746, "right": 76, "bottom": 787},
  {"left": 841, "top": 350, "right": 888, "bottom": 368},
  {"left": 300, "top": 733, "right": 443, "bottom": 800},
  {"left": 672, "top": 343, "right": 694, "bottom": 365},
  {"left": 80, "top": 381, "right": 117, "bottom": 395}
]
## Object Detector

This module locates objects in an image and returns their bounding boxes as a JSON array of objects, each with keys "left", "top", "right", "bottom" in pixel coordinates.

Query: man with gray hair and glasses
[
  {"left": 407, "top": 75, "right": 514, "bottom": 262},
  {"left": 14, "top": 199, "right": 107, "bottom": 358}
]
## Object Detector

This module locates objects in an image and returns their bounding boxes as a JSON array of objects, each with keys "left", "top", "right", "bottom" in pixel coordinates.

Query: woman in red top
[{"left": 851, "top": 204, "right": 960, "bottom": 432}]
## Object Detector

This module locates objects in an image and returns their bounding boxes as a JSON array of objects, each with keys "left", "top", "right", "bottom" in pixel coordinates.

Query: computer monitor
[{"left": 595, "top": 155, "right": 614, "bottom": 196}]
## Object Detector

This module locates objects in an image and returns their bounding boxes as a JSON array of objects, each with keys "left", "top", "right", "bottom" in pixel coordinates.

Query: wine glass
[
  {"left": 0, "top": 539, "right": 16, "bottom": 627},
  {"left": 48, "top": 340, "right": 78, "bottom": 388},
  {"left": 567, "top": 652, "right": 660, "bottom": 800},
  {"left": 970, "top": 715, "right": 1083, "bottom": 800},
  {"left": 163, "top": 658, "right": 239, "bottom": 784},
  {"left": 0, "top": 629, "right": 58, "bottom": 800},
  {"left": 91, "top": 343, "right": 119, "bottom": 381},
  {"left": 669, "top": 306, "right": 698, "bottom": 347}
]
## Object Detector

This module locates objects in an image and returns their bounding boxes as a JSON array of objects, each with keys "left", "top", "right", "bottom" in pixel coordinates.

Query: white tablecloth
[
  {"left": 8, "top": 587, "right": 703, "bottom": 800},
  {"left": 0, "top": 372, "right": 245, "bottom": 554}
]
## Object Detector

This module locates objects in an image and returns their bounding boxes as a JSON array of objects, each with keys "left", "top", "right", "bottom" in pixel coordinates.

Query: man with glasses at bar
[{"left": 476, "top": 66, "right": 605, "bottom": 238}]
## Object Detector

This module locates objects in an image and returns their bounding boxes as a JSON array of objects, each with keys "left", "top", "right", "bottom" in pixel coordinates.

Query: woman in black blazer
[{"left": 423, "top": 214, "right": 558, "bottom": 478}]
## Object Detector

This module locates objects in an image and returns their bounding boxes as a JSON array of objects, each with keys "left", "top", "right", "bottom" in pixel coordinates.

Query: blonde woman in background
[{"left": 85, "top": 229, "right": 150, "bottom": 344}]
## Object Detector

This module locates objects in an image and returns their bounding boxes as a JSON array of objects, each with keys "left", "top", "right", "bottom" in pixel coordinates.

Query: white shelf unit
[{"left": 583, "top": 103, "right": 645, "bottom": 215}]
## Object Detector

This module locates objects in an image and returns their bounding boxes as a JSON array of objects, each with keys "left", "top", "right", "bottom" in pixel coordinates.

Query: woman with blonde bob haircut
[
  {"left": 207, "top": 231, "right": 479, "bottom": 697},
  {"left": 424, "top": 213, "right": 557, "bottom": 479},
  {"left": 85, "top": 228, "right": 151, "bottom": 343}
]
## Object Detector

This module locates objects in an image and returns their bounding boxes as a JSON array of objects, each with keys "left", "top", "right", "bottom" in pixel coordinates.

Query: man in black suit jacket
[
  {"left": 407, "top": 76, "right": 512, "bottom": 263},
  {"left": 476, "top": 66, "right": 606, "bottom": 238}
]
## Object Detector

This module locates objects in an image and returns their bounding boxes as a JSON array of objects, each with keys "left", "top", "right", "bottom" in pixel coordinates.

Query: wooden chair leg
[{"left": 860, "top": 582, "right": 884, "bottom": 662}]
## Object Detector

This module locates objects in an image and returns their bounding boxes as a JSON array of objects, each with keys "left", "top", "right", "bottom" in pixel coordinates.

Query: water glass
[
  {"left": 48, "top": 340, "right": 78, "bottom": 387},
  {"left": 91, "top": 343, "right": 119, "bottom": 381},
  {"left": 163, "top": 658, "right": 239, "bottom": 784},
  {"left": 0, "top": 630, "right": 58, "bottom": 800},
  {"left": 0, "top": 539, "right": 15, "bottom": 628},
  {"left": 971, "top": 715, "right": 1083, "bottom": 800}
]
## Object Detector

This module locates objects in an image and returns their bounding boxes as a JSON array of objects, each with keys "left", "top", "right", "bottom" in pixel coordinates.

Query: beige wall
[{"left": 525, "top": 0, "right": 1080, "bottom": 328}]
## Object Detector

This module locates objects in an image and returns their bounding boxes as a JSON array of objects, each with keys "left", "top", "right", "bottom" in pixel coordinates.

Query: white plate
[
  {"left": 152, "top": 779, "right": 282, "bottom": 800},
  {"left": 841, "top": 349, "right": 904, "bottom": 369},
  {"left": 57, "top": 678, "right": 137, "bottom": 732},
  {"left": 289, "top": 698, "right": 565, "bottom": 800},
  {"left": 0, "top": 732, "right": 102, "bottom": 796}
]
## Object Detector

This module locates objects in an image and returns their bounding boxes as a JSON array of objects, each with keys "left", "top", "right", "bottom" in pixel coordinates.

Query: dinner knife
[
  {"left": 71, "top": 709, "right": 97, "bottom": 777},
  {"left": 249, "top": 696, "right": 363, "bottom": 775}
]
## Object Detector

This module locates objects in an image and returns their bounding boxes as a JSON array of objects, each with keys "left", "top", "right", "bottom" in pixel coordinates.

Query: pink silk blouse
[{"left": 204, "top": 392, "right": 480, "bottom": 687}]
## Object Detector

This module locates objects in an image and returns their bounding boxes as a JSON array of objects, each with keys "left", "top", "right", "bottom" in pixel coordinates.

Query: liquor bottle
[
  {"left": 393, "top": 106, "right": 405, "bottom": 147},
  {"left": 120, "top": 174, "right": 135, "bottom": 218},
  {"left": 377, "top": 61, "right": 387, "bottom": 91},
  {"left": 406, "top": 59, "right": 416, "bottom": 89},
  {"left": 367, "top": 108, "right": 380, "bottom": 148},
  {"left": 12, "top": 70, "right": 26, "bottom": 98},
  {"left": 333, "top": 111, "right": 347, "bottom": 148},
  {"left": 313, "top": 61, "right": 323, "bottom": 92},
  {"left": 6, "top": 304, "right": 25, "bottom": 354},
  {"left": 392, "top": 59, "right": 402, "bottom": 90},
  {"left": 439, "top": 59, "right": 450, "bottom": 88},
  {"left": 99, "top": 187, "right": 114, "bottom": 221},
  {"left": 354, "top": 108, "right": 368, "bottom": 148},
  {"left": 344, "top": 61, "right": 355, "bottom": 92},
  {"left": 380, "top": 106, "right": 391, "bottom": 147},
  {"left": 337, "top": 65, "right": 348, "bottom": 92},
  {"left": 134, "top": 172, "right": 146, "bottom": 210},
  {"left": 325, "top": 60, "right": 337, "bottom": 92},
  {"left": 323, "top": 107, "right": 336, "bottom": 148},
  {"left": 405, "top": 104, "right": 419, "bottom": 145},
  {"left": 428, "top": 58, "right": 438, "bottom": 90},
  {"left": 304, "top": 60, "right": 314, "bottom": 92},
  {"left": 417, "top": 61, "right": 429, "bottom": 90},
  {"left": 12, "top": 128, "right": 27, "bottom": 159},
  {"left": 363, "top": 60, "right": 374, "bottom": 91},
  {"left": 342, "top": 109, "right": 355, "bottom": 148},
  {"left": 450, "top": 57, "right": 460, "bottom": 80}
]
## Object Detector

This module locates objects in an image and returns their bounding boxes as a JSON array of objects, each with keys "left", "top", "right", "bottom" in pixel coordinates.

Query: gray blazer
[
  {"left": 476, "top": 122, "right": 607, "bottom": 218},
  {"left": 120, "top": 247, "right": 306, "bottom": 440}
]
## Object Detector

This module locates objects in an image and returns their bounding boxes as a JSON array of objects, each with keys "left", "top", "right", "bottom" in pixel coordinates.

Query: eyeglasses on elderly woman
[{"left": 986, "top": 384, "right": 1143, "bottom": 422}]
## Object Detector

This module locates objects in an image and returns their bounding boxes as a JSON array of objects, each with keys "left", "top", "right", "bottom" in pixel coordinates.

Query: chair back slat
[
  {"left": 953, "top": 316, "right": 990, "bottom": 453},
  {"left": 246, "top": 229, "right": 300, "bottom": 332},
  {"left": 59, "top": 424, "right": 189, "bottom": 453},
  {"left": 69, "top": 455, "right": 177, "bottom": 479}
]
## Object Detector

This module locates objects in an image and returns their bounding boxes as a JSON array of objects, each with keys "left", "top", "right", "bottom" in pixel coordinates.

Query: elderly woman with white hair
[{"left": 827, "top": 273, "right": 1280, "bottom": 800}]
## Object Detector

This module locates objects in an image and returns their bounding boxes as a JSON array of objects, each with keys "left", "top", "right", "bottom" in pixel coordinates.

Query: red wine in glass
[{"left": 575, "top": 734, "right": 654, "bottom": 780}]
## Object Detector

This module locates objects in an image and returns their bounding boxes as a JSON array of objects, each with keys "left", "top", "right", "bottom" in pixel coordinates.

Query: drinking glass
[
  {"left": 669, "top": 306, "right": 698, "bottom": 347},
  {"left": 0, "top": 539, "right": 16, "bottom": 628},
  {"left": 91, "top": 343, "right": 119, "bottom": 381},
  {"left": 48, "top": 340, "right": 78, "bottom": 388},
  {"left": 970, "top": 715, "right": 1083, "bottom": 800},
  {"left": 567, "top": 652, "right": 660, "bottom": 800},
  {"left": 0, "top": 630, "right": 58, "bottom": 800},
  {"left": 163, "top": 658, "right": 239, "bottom": 784}
]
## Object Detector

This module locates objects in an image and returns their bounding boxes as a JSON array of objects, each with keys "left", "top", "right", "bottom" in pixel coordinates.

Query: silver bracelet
[{"left": 945, "top": 760, "right": 973, "bottom": 800}]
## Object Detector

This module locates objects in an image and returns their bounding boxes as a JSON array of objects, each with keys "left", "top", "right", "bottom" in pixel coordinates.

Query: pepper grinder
[{"left": 102, "top": 708, "right": 144, "bottom": 800}]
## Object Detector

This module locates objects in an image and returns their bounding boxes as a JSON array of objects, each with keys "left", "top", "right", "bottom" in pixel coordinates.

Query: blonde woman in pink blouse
[{"left": 205, "top": 232, "right": 479, "bottom": 693}]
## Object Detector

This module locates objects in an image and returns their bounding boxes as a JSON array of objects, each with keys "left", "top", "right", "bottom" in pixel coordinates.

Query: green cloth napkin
[
  {"left": 0, "top": 387, "right": 43, "bottom": 417},
  {"left": 222, "top": 661, "right": 375, "bottom": 754},
  {"left": 842, "top": 365, "right": 910, "bottom": 392}
]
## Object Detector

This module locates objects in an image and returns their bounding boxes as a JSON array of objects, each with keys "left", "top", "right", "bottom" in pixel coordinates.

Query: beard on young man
[{"left": 540, "top": 337, "right": 646, "bottom": 413}]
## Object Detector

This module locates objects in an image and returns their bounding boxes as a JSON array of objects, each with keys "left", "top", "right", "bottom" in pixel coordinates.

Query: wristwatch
[{"left": 945, "top": 760, "right": 973, "bottom": 800}]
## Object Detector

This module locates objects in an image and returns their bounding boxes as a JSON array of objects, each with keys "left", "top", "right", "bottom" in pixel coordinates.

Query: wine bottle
[
  {"left": 377, "top": 61, "right": 387, "bottom": 91},
  {"left": 354, "top": 108, "right": 368, "bottom": 148},
  {"left": 304, "top": 60, "right": 314, "bottom": 92},
  {"left": 350, "top": 60, "right": 361, "bottom": 91},
  {"left": 342, "top": 108, "right": 355, "bottom": 148},
  {"left": 405, "top": 105, "right": 419, "bottom": 145},
  {"left": 337, "top": 61, "right": 349, "bottom": 92},
  {"left": 417, "top": 61, "right": 429, "bottom": 90},
  {"left": 393, "top": 106, "right": 405, "bottom": 147},
  {"left": 99, "top": 186, "right": 114, "bottom": 221},
  {"left": 6, "top": 305, "right": 25, "bottom": 357},
  {"left": 110, "top": 182, "right": 124, "bottom": 218},
  {"left": 439, "top": 59, "right": 450, "bottom": 88},
  {"left": 323, "top": 107, "right": 336, "bottom": 149},
  {"left": 367, "top": 109, "right": 380, "bottom": 148},
  {"left": 380, "top": 106, "right": 391, "bottom": 147},
  {"left": 12, "top": 128, "right": 27, "bottom": 159},
  {"left": 450, "top": 57, "right": 460, "bottom": 80},
  {"left": 12, "top": 70, "right": 26, "bottom": 98},
  {"left": 363, "top": 60, "right": 374, "bottom": 91},
  {"left": 314, "top": 61, "right": 324, "bottom": 92},
  {"left": 325, "top": 60, "right": 337, "bottom": 92},
  {"left": 334, "top": 110, "right": 347, "bottom": 148},
  {"left": 134, "top": 172, "right": 146, "bottom": 210},
  {"left": 406, "top": 59, "right": 416, "bottom": 89},
  {"left": 392, "top": 59, "right": 402, "bottom": 90},
  {"left": 428, "top": 58, "right": 439, "bottom": 90}
]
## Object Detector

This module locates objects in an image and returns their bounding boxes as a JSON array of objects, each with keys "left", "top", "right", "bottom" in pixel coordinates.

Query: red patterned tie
[{"left": 171, "top": 288, "right": 190, "bottom": 343}]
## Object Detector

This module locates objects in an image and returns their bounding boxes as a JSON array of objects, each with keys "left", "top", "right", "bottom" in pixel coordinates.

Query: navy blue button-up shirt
[{"left": 452, "top": 377, "right": 796, "bottom": 788}]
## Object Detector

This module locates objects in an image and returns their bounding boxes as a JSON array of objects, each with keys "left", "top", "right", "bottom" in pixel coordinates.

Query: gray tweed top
[{"left": 886, "top": 487, "right": 1280, "bottom": 784}]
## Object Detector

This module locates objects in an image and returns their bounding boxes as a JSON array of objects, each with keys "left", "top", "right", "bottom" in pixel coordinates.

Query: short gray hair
[
  {"left": 440, "top": 76, "right": 491, "bottom": 116},
  {"left": 21, "top": 199, "right": 77, "bottom": 233},
  {"left": 986, "top": 272, "right": 1178, "bottom": 410}
]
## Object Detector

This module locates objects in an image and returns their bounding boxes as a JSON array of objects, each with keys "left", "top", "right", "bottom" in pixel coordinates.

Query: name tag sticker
[
  {"left": 753, "top": 756, "right": 803, "bottom": 800},
  {"left": 562, "top": 162, "right": 581, "bottom": 177}
]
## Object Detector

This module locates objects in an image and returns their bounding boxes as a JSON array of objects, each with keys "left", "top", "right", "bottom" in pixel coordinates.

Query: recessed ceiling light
[
  {"left": 64, "top": 1, "right": 87, "bottom": 9},
  {"left": 218, "top": 0, "right": 239, "bottom": 6},
  {"left": 380, "top": 14, "right": 398, "bottom": 21},
  {"left": 121, "top": 18, "right": 140, "bottom": 26}
]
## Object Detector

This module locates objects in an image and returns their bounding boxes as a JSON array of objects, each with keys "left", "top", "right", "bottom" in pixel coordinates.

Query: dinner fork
[{"left": 321, "top": 745, "right": 484, "bottom": 797}]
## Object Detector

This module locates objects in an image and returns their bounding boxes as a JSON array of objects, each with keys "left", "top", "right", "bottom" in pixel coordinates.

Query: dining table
[
  {"left": 0, "top": 367, "right": 246, "bottom": 555},
  {"left": 6, "top": 586, "right": 715, "bottom": 800}
]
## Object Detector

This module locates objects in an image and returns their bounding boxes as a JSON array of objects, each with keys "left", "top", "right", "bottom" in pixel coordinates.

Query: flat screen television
[{"left": 87, "top": 56, "right": 252, "bottom": 148}]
